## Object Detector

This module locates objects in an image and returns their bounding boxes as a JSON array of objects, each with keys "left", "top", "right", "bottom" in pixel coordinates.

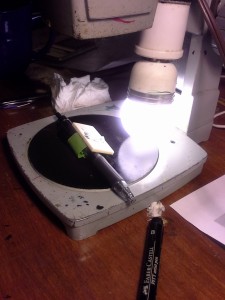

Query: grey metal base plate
[{"left": 7, "top": 101, "right": 207, "bottom": 240}]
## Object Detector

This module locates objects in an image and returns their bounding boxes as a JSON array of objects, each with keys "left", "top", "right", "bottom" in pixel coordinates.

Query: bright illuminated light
[
  {"left": 172, "top": 92, "right": 194, "bottom": 134},
  {"left": 120, "top": 98, "right": 174, "bottom": 143}
]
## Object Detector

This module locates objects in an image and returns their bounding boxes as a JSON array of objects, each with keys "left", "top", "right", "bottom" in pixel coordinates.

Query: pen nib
[{"left": 113, "top": 180, "right": 135, "bottom": 205}]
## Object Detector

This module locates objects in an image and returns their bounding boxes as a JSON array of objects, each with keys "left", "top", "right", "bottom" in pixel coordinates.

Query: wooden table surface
[{"left": 1, "top": 75, "right": 225, "bottom": 300}]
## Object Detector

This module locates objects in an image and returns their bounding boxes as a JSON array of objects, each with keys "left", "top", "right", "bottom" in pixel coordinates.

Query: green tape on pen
[
  {"left": 68, "top": 132, "right": 87, "bottom": 158},
  {"left": 55, "top": 112, "right": 88, "bottom": 158}
]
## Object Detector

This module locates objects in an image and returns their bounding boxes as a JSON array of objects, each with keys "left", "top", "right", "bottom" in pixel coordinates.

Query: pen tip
[{"left": 113, "top": 180, "right": 135, "bottom": 205}]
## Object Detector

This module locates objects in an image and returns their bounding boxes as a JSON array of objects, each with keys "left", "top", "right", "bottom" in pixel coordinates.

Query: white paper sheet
[{"left": 170, "top": 175, "right": 225, "bottom": 245}]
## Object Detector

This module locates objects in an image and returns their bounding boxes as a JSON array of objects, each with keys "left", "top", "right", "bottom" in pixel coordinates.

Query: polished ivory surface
[{"left": 1, "top": 79, "right": 225, "bottom": 299}]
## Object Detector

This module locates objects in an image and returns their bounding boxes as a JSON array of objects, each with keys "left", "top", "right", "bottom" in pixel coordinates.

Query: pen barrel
[
  {"left": 89, "top": 152, "right": 123, "bottom": 185},
  {"left": 56, "top": 114, "right": 87, "bottom": 158},
  {"left": 137, "top": 217, "right": 164, "bottom": 300},
  {"left": 56, "top": 113, "right": 75, "bottom": 140},
  {"left": 89, "top": 151, "right": 134, "bottom": 204}
]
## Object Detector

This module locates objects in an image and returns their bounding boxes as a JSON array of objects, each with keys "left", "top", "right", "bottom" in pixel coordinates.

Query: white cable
[{"left": 213, "top": 110, "right": 225, "bottom": 128}]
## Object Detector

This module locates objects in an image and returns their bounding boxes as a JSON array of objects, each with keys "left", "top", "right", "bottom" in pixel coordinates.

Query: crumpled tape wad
[{"left": 51, "top": 73, "right": 111, "bottom": 113}]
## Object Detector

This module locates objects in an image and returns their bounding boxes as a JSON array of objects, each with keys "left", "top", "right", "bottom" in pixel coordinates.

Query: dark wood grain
[{"left": 0, "top": 76, "right": 225, "bottom": 300}]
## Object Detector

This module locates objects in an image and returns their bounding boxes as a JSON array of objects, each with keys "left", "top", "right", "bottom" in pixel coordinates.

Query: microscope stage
[{"left": 7, "top": 101, "right": 207, "bottom": 240}]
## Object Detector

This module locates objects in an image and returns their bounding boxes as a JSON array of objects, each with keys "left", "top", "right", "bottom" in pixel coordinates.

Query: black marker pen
[{"left": 137, "top": 216, "right": 164, "bottom": 300}]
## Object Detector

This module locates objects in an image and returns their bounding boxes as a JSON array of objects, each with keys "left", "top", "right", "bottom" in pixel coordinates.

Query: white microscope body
[{"left": 39, "top": 0, "right": 223, "bottom": 143}]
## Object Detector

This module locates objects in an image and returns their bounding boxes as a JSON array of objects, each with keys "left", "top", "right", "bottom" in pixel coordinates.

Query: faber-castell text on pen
[{"left": 143, "top": 242, "right": 159, "bottom": 286}]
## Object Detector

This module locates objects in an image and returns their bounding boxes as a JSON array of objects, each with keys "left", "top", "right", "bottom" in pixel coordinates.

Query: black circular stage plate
[{"left": 28, "top": 115, "right": 159, "bottom": 189}]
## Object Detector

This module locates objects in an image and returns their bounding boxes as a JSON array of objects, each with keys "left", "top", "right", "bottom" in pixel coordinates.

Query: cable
[
  {"left": 213, "top": 111, "right": 225, "bottom": 128},
  {"left": 197, "top": 0, "right": 225, "bottom": 64},
  {"left": 197, "top": 0, "right": 225, "bottom": 129}
]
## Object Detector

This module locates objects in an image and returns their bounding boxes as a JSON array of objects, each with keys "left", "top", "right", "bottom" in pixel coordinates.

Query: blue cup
[{"left": 0, "top": 1, "right": 33, "bottom": 78}]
